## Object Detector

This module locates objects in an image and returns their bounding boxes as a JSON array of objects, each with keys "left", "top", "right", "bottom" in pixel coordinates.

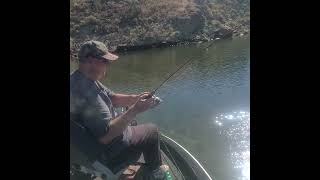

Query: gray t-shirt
[{"left": 70, "top": 70, "right": 117, "bottom": 139}]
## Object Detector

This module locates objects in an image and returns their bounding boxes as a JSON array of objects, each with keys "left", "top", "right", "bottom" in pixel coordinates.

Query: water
[{"left": 70, "top": 37, "right": 250, "bottom": 180}]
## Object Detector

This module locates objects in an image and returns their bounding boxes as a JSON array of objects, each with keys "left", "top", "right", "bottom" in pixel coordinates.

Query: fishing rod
[{"left": 145, "top": 37, "right": 221, "bottom": 99}]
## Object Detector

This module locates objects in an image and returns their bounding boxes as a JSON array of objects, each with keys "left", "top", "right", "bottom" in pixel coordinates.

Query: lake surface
[{"left": 70, "top": 37, "right": 250, "bottom": 180}]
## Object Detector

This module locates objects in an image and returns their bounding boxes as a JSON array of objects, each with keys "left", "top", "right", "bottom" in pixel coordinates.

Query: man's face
[{"left": 89, "top": 57, "right": 110, "bottom": 80}]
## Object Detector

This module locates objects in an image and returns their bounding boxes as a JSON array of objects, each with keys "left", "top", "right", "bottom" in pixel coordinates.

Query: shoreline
[
  {"left": 70, "top": 33, "right": 249, "bottom": 60},
  {"left": 113, "top": 33, "right": 249, "bottom": 53}
]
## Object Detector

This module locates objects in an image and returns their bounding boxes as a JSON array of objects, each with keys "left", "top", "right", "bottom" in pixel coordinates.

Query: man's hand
[
  {"left": 137, "top": 92, "right": 152, "bottom": 98},
  {"left": 130, "top": 93, "right": 155, "bottom": 114},
  {"left": 111, "top": 92, "right": 149, "bottom": 108}
]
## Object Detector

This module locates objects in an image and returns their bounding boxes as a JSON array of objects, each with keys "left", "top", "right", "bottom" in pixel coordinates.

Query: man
[{"left": 70, "top": 40, "right": 170, "bottom": 179}]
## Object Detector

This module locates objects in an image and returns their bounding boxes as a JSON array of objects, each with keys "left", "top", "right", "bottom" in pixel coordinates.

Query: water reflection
[{"left": 213, "top": 111, "right": 250, "bottom": 180}]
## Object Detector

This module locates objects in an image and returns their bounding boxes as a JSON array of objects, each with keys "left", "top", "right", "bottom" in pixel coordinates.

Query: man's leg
[
  {"left": 129, "top": 123, "right": 162, "bottom": 170},
  {"left": 102, "top": 123, "right": 162, "bottom": 172}
]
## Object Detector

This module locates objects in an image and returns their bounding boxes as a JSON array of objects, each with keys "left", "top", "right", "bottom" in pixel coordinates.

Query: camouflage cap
[{"left": 78, "top": 40, "right": 118, "bottom": 62}]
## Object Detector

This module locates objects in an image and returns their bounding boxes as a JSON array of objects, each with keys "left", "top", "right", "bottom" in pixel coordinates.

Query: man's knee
[
  {"left": 146, "top": 123, "right": 159, "bottom": 132},
  {"left": 144, "top": 123, "right": 159, "bottom": 138}
]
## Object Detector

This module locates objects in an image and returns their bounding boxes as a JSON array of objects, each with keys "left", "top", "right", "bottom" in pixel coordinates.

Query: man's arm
[
  {"left": 110, "top": 92, "right": 150, "bottom": 108},
  {"left": 98, "top": 107, "right": 137, "bottom": 144},
  {"left": 99, "top": 93, "right": 155, "bottom": 145},
  {"left": 110, "top": 93, "right": 138, "bottom": 108}
]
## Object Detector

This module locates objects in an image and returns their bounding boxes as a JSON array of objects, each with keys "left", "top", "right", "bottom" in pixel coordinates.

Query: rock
[
  {"left": 172, "top": 14, "right": 205, "bottom": 39},
  {"left": 214, "top": 26, "right": 233, "bottom": 39},
  {"left": 71, "top": 0, "right": 249, "bottom": 53}
]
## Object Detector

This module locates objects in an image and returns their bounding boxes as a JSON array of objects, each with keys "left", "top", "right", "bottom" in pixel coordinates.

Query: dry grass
[{"left": 70, "top": 0, "right": 249, "bottom": 58}]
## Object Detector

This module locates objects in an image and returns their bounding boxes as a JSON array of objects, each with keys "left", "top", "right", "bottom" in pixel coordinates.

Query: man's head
[{"left": 78, "top": 40, "right": 118, "bottom": 80}]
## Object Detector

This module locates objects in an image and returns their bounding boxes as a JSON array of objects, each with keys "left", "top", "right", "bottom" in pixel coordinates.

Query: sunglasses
[{"left": 95, "top": 56, "right": 111, "bottom": 65}]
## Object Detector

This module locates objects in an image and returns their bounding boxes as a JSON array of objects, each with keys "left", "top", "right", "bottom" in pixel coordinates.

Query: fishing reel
[{"left": 151, "top": 95, "right": 162, "bottom": 107}]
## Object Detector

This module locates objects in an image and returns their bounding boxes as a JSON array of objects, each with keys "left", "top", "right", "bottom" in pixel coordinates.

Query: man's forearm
[
  {"left": 98, "top": 107, "right": 137, "bottom": 144},
  {"left": 111, "top": 93, "right": 138, "bottom": 108}
]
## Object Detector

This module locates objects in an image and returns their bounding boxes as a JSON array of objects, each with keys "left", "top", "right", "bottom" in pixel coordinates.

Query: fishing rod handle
[{"left": 143, "top": 91, "right": 155, "bottom": 99}]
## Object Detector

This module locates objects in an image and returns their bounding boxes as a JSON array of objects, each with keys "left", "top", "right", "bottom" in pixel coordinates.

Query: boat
[{"left": 70, "top": 119, "right": 213, "bottom": 180}]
